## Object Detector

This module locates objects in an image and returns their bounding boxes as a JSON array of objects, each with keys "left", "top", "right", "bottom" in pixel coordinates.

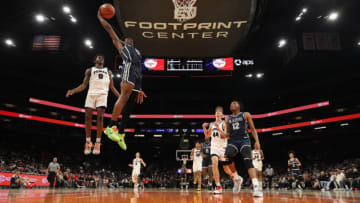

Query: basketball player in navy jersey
[
  {"left": 219, "top": 101, "right": 263, "bottom": 197},
  {"left": 201, "top": 137, "right": 213, "bottom": 190},
  {"left": 66, "top": 55, "right": 120, "bottom": 155},
  {"left": 288, "top": 151, "right": 303, "bottom": 189},
  {"left": 97, "top": 10, "right": 147, "bottom": 150}
]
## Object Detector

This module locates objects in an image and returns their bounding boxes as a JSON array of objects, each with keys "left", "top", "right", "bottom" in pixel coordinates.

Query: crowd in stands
[{"left": 1, "top": 151, "right": 359, "bottom": 191}]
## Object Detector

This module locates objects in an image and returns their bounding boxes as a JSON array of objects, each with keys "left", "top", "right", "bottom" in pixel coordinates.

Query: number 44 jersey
[{"left": 88, "top": 67, "right": 110, "bottom": 95}]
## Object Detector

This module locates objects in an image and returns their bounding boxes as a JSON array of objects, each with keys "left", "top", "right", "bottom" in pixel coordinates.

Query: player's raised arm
[
  {"left": 97, "top": 10, "right": 124, "bottom": 52},
  {"left": 245, "top": 112, "right": 261, "bottom": 150},
  {"left": 202, "top": 122, "right": 211, "bottom": 138},
  {"left": 141, "top": 159, "right": 146, "bottom": 167},
  {"left": 108, "top": 71, "right": 120, "bottom": 97},
  {"left": 66, "top": 68, "right": 91, "bottom": 97}
]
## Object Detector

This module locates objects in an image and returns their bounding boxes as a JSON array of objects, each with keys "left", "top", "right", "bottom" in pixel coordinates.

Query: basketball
[{"left": 99, "top": 3, "right": 115, "bottom": 19}]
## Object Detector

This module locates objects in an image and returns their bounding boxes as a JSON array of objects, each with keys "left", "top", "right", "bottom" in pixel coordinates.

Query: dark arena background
[{"left": 0, "top": 0, "right": 360, "bottom": 202}]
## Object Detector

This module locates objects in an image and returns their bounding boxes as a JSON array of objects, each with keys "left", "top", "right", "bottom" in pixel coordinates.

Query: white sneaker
[
  {"left": 253, "top": 186, "right": 263, "bottom": 197},
  {"left": 213, "top": 186, "right": 223, "bottom": 194},
  {"left": 233, "top": 176, "right": 243, "bottom": 194}
]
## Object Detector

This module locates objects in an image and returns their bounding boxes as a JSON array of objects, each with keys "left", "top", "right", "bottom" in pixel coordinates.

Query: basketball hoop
[{"left": 172, "top": 0, "right": 197, "bottom": 22}]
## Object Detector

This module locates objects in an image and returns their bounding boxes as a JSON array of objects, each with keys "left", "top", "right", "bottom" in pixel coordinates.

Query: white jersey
[
  {"left": 132, "top": 158, "right": 141, "bottom": 176},
  {"left": 87, "top": 67, "right": 110, "bottom": 95},
  {"left": 252, "top": 150, "right": 262, "bottom": 162},
  {"left": 193, "top": 148, "right": 203, "bottom": 163},
  {"left": 210, "top": 121, "right": 227, "bottom": 149}
]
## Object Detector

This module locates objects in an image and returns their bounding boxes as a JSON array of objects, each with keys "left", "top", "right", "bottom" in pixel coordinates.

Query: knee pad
[
  {"left": 225, "top": 144, "right": 239, "bottom": 159},
  {"left": 240, "top": 145, "right": 254, "bottom": 170}
]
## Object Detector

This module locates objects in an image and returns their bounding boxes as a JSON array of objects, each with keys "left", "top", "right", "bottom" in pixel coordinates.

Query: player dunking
[
  {"left": 191, "top": 142, "right": 203, "bottom": 191},
  {"left": 201, "top": 137, "right": 213, "bottom": 190},
  {"left": 251, "top": 147, "right": 264, "bottom": 190},
  {"left": 129, "top": 152, "right": 146, "bottom": 190},
  {"left": 203, "top": 106, "right": 243, "bottom": 194},
  {"left": 97, "top": 10, "right": 146, "bottom": 150},
  {"left": 66, "top": 55, "right": 120, "bottom": 155},
  {"left": 221, "top": 101, "right": 263, "bottom": 197}
]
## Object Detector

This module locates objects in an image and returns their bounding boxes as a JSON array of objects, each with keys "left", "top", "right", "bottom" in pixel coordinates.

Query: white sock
[
  {"left": 252, "top": 178, "right": 259, "bottom": 187},
  {"left": 96, "top": 138, "right": 101, "bottom": 143},
  {"left": 232, "top": 173, "right": 239, "bottom": 180},
  {"left": 86, "top": 137, "right": 91, "bottom": 142}
]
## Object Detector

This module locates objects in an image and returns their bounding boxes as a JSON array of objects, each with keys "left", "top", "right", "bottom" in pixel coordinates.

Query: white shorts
[
  {"left": 211, "top": 146, "right": 226, "bottom": 161},
  {"left": 85, "top": 94, "right": 108, "bottom": 109},
  {"left": 132, "top": 169, "right": 140, "bottom": 177},
  {"left": 253, "top": 160, "right": 263, "bottom": 171},
  {"left": 193, "top": 160, "right": 203, "bottom": 172}
]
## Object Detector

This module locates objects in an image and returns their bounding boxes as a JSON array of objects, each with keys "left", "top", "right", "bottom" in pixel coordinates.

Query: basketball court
[{"left": 1, "top": 189, "right": 360, "bottom": 203}]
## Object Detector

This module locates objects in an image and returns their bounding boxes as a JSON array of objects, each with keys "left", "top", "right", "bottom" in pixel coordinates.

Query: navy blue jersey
[
  {"left": 202, "top": 142, "right": 211, "bottom": 156},
  {"left": 227, "top": 112, "right": 249, "bottom": 140},
  {"left": 289, "top": 158, "right": 300, "bottom": 171},
  {"left": 120, "top": 44, "right": 142, "bottom": 64}
]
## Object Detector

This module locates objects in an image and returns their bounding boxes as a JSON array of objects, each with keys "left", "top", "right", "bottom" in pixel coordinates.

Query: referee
[{"left": 47, "top": 157, "right": 60, "bottom": 188}]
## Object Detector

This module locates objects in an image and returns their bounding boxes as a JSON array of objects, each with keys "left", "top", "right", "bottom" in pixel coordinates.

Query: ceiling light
[
  {"left": 295, "top": 16, "right": 301, "bottom": 21},
  {"left": 328, "top": 12, "right": 339, "bottom": 21},
  {"left": 135, "top": 134, "right": 145, "bottom": 137},
  {"left": 245, "top": 74, "right": 253, "bottom": 78},
  {"left": 314, "top": 126, "right": 326, "bottom": 130},
  {"left": 84, "top": 39, "right": 92, "bottom": 46},
  {"left": 256, "top": 73, "right": 264, "bottom": 78},
  {"left": 278, "top": 39, "right": 287, "bottom": 48},
  {"left": 340, "top": 123, "right": 349, "bottom": 127},
  {"left": 35, "top": 14, "right": 46, "bottom": 23},
  {"left": 63, "top": 6, "right": 71, "bottom": 14},
  {"left": 70, "top": 16, "right": 77, "bottom": 23},
  {"left": 294, "top": 129, "right": 301, "bottom": 133},
  {"left": 116, "top": 74, "right": 121, "bottom": 78},
  {"left": 154, "top": 134, "right": 162, "bottom": 138},
  {"left": 302, "top": 8, "right": 308, "bottom": 13},
  {"left": 357, "top": 41, "right": 360, "bottom": 46},
  {"left": 4, "top": 39, "right": 15, "bottom": 47},
  {"left": 272, "top": 132, "right": 283, "bottom": 136}
]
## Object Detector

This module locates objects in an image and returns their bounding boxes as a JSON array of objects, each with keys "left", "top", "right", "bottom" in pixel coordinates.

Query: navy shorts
[
  {"left": 122, "top": 62, "right": 142, "bottom": 89},
  {"left": 226, "top": 138, "right": 252, "bottom": 160},
  {"left": 202, "top": 156, "right": 212, "bottom": 168},
  {"left": 291, "top": 170, "right": 302, "bottom": 177}
]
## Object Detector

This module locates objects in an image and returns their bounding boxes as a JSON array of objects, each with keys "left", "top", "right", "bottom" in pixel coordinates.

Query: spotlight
[
  {"left": 84, "top": 39, "right": 92, "bottom": 46},
  {"left": 116, "top": 74, "right": 121, "bottom": 78},
  {"left": 245, "top": 74, "right": 253, "bottom": 78},
  {"left": 70, "top": 16, "right": 77, "bottom": 23},
  {"left": 295, "top": 16, "right": 301, "bottom": 21},
  {"left": 63, "top": 6, "right": 71, "bottom": 14},
  {"left": 256, "top": 73, "right": 264, "bottom": 78},
  {"left": 4, "top": 39, "right": 15, "bottom": 47},
  {"left": 328, "top": 12, "right": 339, "bottom": 21},
  {"left": 35, "top": 14, "right": 46, "bottom": 23},
  {"left": 357, "top": 41, "right": 360, "bottom": 46},
  {"left": 302, "top": 8, "right": 308, "bottom": 13},
  {"left": 278, "top": 39, "right": 287, "bottom": 48}
]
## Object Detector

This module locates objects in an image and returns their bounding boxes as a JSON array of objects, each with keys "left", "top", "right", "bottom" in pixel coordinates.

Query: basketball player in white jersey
[
  {"left": 66, "top": 55, "right": 120, "bottom": 155},
  {"left": 203, "top": 106, "right": 243, "bottom": 194},
  {"left": 191, "top": 142, "right": 203, "bottom": 191},
  {"left": 129, "top": 152, "right": 146, "bottom": 190},
  {"left": 251, "top": 147, "right": 264, "bottom": 190}
]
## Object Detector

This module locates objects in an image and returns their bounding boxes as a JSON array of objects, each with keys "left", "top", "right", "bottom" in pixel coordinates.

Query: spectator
[{"left": 264, "top": 164, "right": 274, "bottom": 189}]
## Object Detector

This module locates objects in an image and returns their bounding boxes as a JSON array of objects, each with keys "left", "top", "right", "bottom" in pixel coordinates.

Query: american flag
[{"left": 32, "top": 35, "right": 61, "bottom": 51}]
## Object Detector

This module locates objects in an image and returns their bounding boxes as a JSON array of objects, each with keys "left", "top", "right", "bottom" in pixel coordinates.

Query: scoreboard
[{"left": 115, "top": 56, "right": 255, "bottom": 75}]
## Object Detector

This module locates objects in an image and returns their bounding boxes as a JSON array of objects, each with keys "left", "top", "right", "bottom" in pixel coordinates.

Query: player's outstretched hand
[
  {"left": 136, "top": 91, "right": 148, "bottom": 104},
  {"left": 202, "top": 123, "right": 209, "bottom": 128},
  {"left": 254, "top": 142, "right": 261, "bottom": 150},
  {"left": 66, "top": 90, "right": 74, "bottom": 98}
]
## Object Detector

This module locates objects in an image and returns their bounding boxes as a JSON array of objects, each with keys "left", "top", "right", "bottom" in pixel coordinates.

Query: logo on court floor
[{"left": 172, "top": 0, "right": 198, "bottom": 22}]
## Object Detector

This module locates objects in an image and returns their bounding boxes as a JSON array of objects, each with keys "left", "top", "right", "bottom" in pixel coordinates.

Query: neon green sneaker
[
  {"left": 104, "top": 126, "right": 120, "bottom": 142},
  {"left": 117, "top": 133, "right": 127, "bottom": 150}
]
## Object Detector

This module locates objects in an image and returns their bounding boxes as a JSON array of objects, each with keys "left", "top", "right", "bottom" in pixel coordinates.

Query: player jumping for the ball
[{"left": 97, "top": 10, "right": 146, "bottom": 150}]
